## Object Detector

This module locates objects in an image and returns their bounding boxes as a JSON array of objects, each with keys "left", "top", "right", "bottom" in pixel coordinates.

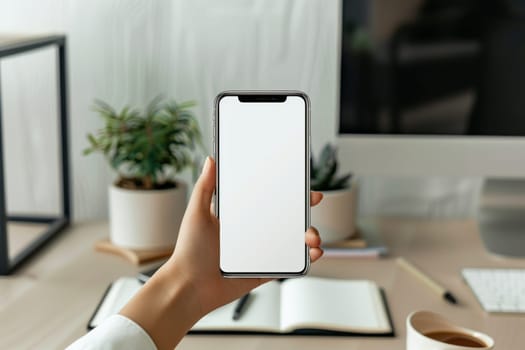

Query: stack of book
[{"left": 321, "top": 221, "right": 388, "bottom": 258}]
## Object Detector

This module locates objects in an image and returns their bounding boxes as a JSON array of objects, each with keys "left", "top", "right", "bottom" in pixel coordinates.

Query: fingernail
[{"left": 201, "top": 157, "right": 210, "bottom": 174}]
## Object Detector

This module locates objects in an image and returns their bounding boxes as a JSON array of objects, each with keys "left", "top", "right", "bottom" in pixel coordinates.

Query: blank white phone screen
[{"left": 218, "top": 95, "right": 307, "bottom": 274}]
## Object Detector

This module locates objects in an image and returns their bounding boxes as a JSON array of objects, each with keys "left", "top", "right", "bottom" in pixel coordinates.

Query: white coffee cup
[{"left": 407, "top": 311, "right": 494, "bottom": 350}]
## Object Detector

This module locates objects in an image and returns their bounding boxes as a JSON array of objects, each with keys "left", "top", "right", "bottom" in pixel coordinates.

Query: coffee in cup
[
  {"left": 424, "top": 331, "right": 488, "bottom": 347},
  {"left": 407, "top": 311, "right": 494, "bottom": 350}
]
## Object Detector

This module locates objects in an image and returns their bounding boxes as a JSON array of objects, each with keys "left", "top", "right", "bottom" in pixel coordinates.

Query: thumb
[{"left": 188, "top": 156, "right": 216, "bottom": 214}]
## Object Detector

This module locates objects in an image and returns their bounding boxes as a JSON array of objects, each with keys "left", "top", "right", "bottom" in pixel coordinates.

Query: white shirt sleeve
[{"left": 66, "top": 314, "right": 157, "bottom": 350}]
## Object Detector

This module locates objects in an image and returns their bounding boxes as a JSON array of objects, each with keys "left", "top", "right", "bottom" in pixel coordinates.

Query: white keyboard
[{"left": 462, "top": 268, "right": 525, "bottom": 313}]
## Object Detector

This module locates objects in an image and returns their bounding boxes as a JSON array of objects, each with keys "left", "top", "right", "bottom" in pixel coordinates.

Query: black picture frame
[{"left": 0, "top": 35, "right": 71, "bottom": 275}]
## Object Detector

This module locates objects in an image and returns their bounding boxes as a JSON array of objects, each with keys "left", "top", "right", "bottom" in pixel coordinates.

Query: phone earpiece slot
[{"left": 238, "top": 95, "right": 287, "bottom": 103}]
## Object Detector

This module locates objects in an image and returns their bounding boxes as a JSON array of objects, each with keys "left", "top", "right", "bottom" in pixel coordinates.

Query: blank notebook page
[
  {"left": 280, "top": 277, "right": 390, "bottom": 333},
  {"left": 193, "top": 282, "right": 281, "bottom": 332}
]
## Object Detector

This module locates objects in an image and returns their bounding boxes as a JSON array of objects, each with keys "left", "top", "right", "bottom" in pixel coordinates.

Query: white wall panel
[{"left": 1, "top": 48, "right": 60, "bottom": 216}]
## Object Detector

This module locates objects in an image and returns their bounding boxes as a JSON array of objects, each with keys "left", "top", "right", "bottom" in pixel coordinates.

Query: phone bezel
[{"left": 214, "top": 90, "right": 311, "bottom": 278}]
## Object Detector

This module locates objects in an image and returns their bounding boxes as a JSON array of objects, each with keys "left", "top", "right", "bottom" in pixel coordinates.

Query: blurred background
[
  {"left": 2, "top": 0, "right": 513, "bottom": 221},
  {"left": 0, "top": 0, "right": 339, "bottom": 220}
]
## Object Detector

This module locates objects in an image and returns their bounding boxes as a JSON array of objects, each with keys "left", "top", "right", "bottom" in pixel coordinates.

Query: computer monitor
[{"left": 336, "top": 0, "right": 525, "bottom": 257}]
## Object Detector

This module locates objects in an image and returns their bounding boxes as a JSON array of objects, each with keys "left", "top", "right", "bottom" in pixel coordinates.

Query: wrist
[
  {"left": 120, "top": 264, "right": 202, "bottom": 350},
  {"left": 154, "top": 264, "right": 203, "bottom": 322}
]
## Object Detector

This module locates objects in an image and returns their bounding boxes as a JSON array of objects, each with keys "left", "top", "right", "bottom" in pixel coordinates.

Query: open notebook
[{"left": 88, "top": 276, "right": 393, "bottom": 336}]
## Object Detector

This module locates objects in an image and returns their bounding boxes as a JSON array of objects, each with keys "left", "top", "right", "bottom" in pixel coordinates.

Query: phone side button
[{"left": 212, "top": 116, "right": 216, "bottom": 156}]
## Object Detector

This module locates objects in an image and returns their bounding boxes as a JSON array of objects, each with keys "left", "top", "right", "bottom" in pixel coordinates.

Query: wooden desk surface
[{"left": 1, "top": 219, "right": 524, "bottom": 349}]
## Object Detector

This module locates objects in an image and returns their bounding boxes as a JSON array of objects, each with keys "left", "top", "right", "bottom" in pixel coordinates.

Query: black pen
[{"left": 232, "top": 293, "right": 251, "bottom": 321}]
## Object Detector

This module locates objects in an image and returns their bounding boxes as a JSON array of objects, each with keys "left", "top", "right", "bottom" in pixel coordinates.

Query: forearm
[{"left": 120, "top": 265, "right": 202, "bottom": 350}]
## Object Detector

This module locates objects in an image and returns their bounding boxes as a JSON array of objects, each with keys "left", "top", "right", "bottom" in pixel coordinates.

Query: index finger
[{"left": 310, "top": 191, "right": 323, "bottom": 207}]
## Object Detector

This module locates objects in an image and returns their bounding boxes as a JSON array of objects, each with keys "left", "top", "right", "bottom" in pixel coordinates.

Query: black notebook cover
[{"left": 87, "top": 281, "right": 395, "bottom": 337}]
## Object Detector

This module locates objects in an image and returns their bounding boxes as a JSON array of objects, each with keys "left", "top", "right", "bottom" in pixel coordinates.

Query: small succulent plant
[{"left": 311, "top": 144, "right": 352, "bottom": 191}]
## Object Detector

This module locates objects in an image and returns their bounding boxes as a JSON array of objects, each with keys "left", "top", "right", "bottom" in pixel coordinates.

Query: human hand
[
  {"left": 163, "top": 156, "right": 323, "bottom": 315},
  {"left": 120, "top": 156, "right": 323, "bottom": 349}
]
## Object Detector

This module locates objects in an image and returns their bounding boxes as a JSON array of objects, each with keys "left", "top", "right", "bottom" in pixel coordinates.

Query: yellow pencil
[{"left": 396, "top": 257, "right": 458, "bottom": 304}]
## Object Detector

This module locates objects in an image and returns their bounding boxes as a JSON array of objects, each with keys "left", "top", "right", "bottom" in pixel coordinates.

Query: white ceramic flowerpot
[
  {"left": 311, "top": 181, "right": 357, "bottom": 244},
  {"left": 109, "top": 181, "right": 187, "bottom": 250}
]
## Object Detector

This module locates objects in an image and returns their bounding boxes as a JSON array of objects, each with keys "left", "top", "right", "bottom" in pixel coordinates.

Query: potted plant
[
  {"left": 311, "top": 144, "right": 356, "bottom": 243},
  {"left": 84, "top": 97, "right": 202, "bottom": 250}
]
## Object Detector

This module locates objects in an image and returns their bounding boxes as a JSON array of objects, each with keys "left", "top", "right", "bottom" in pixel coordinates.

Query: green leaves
[
  {"left": 311, "top": 144, "right": 352, "bottom": 191},
  {"left": 84, "top": 97, "right": 202, "bottom": 190}
]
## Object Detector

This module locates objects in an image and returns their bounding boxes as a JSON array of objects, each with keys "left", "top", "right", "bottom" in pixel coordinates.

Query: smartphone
[{"left": 215, "top": 90, "right": 310, "bottom": 277}]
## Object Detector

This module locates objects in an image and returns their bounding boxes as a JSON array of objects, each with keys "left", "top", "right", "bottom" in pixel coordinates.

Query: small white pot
[
  {"left": 109, "top": 181, "right": 187, "bottom": 250},
  {"left": 311, "top": 181, "right": 357, "bottom": 244}
]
